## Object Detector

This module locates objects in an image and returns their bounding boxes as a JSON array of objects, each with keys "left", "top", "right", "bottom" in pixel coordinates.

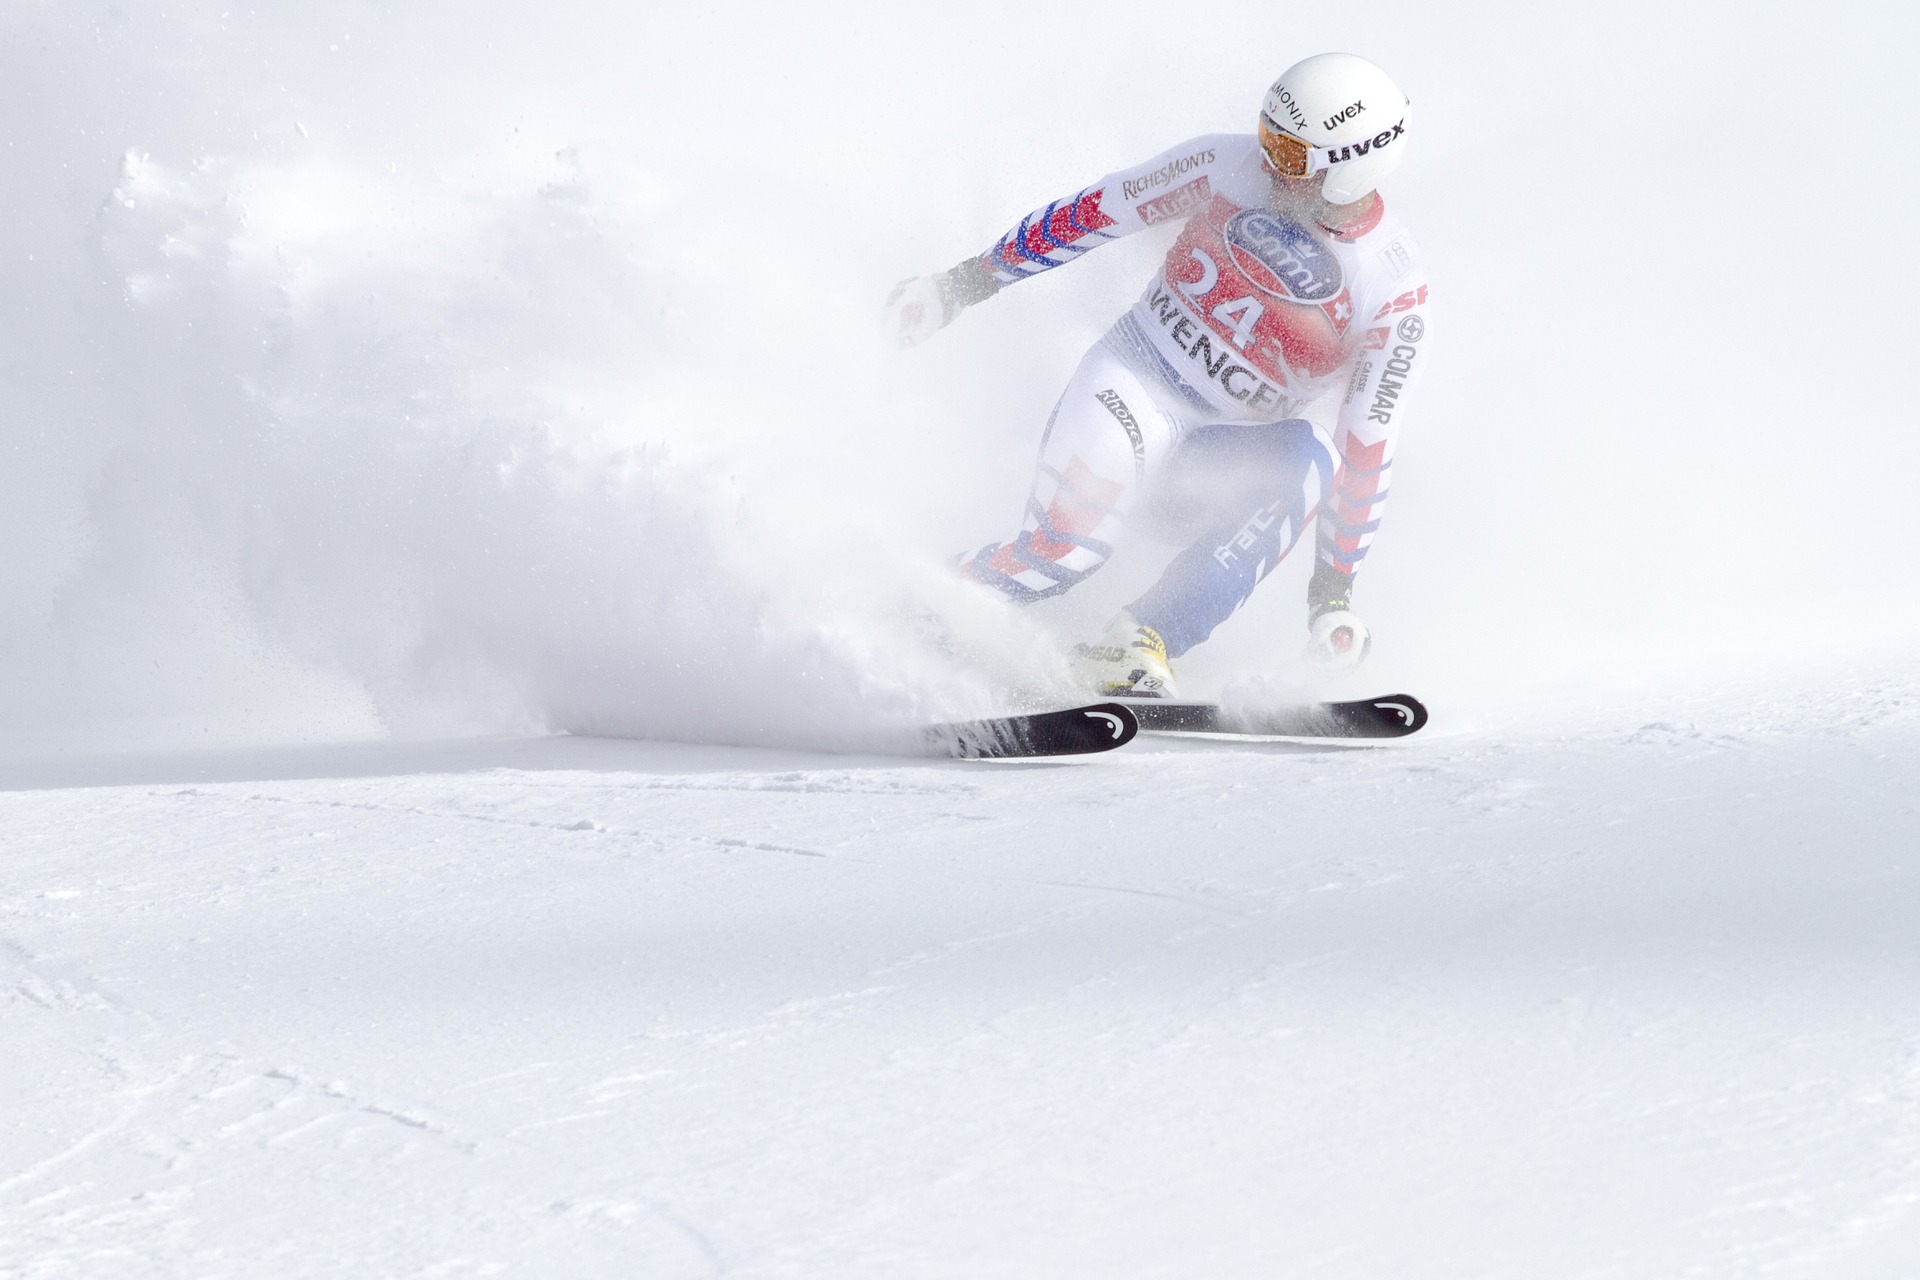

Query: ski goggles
[
  {"left": 1260, "top": 115, "right": 1408, "bottom": 177},
  {"left": 1257, "top": 118, "right": 1328, "bottom": 177}
]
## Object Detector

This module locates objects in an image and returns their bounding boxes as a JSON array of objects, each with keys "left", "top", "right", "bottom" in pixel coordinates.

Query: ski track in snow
[{"left": 3, "top": 664, "right": 1919, "bottom": 1277}]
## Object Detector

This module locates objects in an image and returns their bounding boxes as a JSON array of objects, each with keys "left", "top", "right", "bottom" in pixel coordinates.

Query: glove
[
  {"left": 883, "top": 258, "right": 1003, "bottom": 348},
  {"left": 1305, "top": 602, "right": 1372, "bottom": 670},
  {"left": 884, "top": 275, "right": 949, "bottom": 347}
]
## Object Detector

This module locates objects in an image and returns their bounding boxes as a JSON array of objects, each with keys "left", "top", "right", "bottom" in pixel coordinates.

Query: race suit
[{"left": 954, "top": 132, "right": 1433, "bottom": 657}]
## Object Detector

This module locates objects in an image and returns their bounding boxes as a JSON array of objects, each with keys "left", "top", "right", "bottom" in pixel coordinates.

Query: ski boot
[{"left": 1070, "top": 612, "right": 1178, "bottom": 699}]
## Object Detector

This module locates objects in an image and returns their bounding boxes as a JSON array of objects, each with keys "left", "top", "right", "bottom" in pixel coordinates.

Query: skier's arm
[
  {"left": 887, "top": 136, "right": 1232, "bottom": 346},
  {"left": 977, "top": 135, "right": 1229, "bottom": 285},
  {"left": 1314, "top": 282, "right": 1434, "bottom": 614}
]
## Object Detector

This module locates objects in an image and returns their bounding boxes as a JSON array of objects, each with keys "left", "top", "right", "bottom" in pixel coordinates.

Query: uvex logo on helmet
[
  {"left": 1322, "top": 120, "right": 1405, "bottom": 166},
  {"left": 1322, "top": 99, "right": 1365, "bottom": 130}
]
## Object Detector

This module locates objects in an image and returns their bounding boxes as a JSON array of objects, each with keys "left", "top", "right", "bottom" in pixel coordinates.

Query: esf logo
[
  {"left": 1223, "top": 209, "right": 1343, "bottom": 303},
  {"left": 1373, "top": 283, "right": 1429, "bottom": 320}
]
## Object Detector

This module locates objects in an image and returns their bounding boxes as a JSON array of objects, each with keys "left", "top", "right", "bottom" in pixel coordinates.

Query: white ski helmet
[{"left": 1259, "top": 53, "right": 1413, "bottom": 205}]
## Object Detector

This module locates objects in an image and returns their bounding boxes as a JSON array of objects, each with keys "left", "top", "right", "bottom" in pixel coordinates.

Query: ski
[
  {"left": 1126, "top": 693, "right": 1429, "bottom": 740},
  {"left": 928, "top": 702, "right": 1141, "bottom": 759}
]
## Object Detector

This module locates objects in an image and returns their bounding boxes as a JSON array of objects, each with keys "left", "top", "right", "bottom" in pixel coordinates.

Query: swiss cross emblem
[{"left": 1320, "top": 290, "right": 1354, "bottom": 336}]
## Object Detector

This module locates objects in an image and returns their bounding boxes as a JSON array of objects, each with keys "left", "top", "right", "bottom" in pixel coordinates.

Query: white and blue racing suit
[{"left": 952, "top": 132, "right": 1433, "bottom": 656}]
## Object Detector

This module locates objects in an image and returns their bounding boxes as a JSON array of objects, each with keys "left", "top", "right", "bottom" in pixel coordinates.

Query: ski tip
[
  {"left": 1076, "top": 702, "right": 1142, "bottom": 750},
  {"left": 1362, "top": 693, "right": 1428, "bottom": 735},
  {"left": 929, "top": 701, "right": 1140, "bottom": 759}
]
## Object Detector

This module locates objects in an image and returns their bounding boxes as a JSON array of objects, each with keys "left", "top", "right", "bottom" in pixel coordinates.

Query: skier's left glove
[
  {"left": 884, "top": 257, "right": 1002, "bottom": 348},
  {"left": 1305, "top": 602, "right": 1372, "bottom": 670},
  {"left": 1305, "top": 563, "right": 1371, "bottom": 670}
]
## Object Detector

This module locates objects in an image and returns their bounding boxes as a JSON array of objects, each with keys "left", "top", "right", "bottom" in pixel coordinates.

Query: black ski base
[
  {"left": 929, "top": 702, "right": 1141, "bottom": 759},
  {"left": 1126, "top": 693, "right": 1428, "bottom": 740}
]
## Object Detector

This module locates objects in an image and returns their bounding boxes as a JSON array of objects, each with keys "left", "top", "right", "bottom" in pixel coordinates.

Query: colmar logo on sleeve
[{"left": 1368, "top": 316, "right": 1424, "bottom": 425}]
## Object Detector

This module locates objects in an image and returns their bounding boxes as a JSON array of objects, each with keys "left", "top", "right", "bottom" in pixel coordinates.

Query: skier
[{"left": 886, "top": 53, "right": 1433, "bottom": 698}]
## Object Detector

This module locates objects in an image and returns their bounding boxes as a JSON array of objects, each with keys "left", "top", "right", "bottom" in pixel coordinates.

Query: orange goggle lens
[{"left": 1258, "top": 122, "right": 1313, "bottom": 177}]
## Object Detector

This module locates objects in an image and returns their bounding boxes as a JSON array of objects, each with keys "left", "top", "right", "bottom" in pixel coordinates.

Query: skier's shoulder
[
  {"left": 1338, "top": 200, "right": 1423, "bottom": 266},
  {"left": 1119, "top": 131, "right": 1255, "bottom": 178},
  {"left": 1336, "top": 199, "right": 1431, "bottom": 310},
  {"left": 1102, "top": 133, "right": 1261, "bottom": 225}
]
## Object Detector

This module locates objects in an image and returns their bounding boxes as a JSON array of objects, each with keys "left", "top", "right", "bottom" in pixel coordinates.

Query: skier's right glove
[{"left": 884, "top": 257, "right": 1002, "bottom": 347}]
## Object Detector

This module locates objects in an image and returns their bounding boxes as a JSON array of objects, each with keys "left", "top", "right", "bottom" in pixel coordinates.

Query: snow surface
[
  {"left": 4, "top": 1, "right": 1920, "bottom": 1274},
  {"left": 6, "top": 662, "right": 1920, "bottom": 1276}
]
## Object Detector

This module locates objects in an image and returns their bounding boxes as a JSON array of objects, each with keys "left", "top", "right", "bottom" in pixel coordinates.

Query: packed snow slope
[
  {"left": 5, "top": 1, "right": 1920, "bottom": 1276},
  {"left": 4, "top": 660, "right": 1918, "bottom": 1277}
]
